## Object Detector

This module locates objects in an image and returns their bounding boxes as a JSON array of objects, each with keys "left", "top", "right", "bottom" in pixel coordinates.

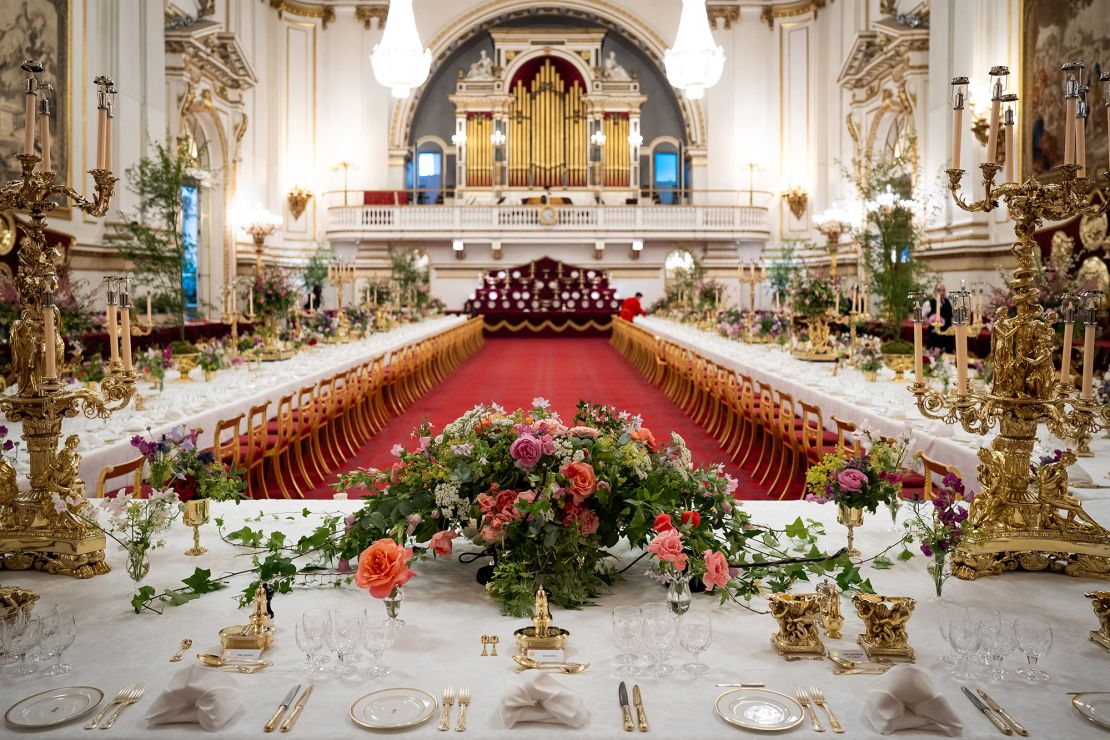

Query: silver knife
[
  {"left": 265, "top": 685, "right": 301, "bottom": 733},
  {"left": 977, "top": 690, "right": 1028, "bottom": 736},
  {"left": 632, "top": 685, "right": 648, "bottom": 732},
  {"left": 618, "top": 682, "right": 634, "bottom": 732},
  {"left": 962, "top": 686, "right": 1012, "bottom": 735}
]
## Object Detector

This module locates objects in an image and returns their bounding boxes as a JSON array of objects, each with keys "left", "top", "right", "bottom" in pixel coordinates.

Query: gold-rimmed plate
[
  {"left": 5, "top": 686, "right": 104, "bottom": 729},
  {"left": 715, "top": 688, "right": 804, "bottom": 732},
  {"left": 350, "top": 688, "right": 437, "bottom": 730},
  {"left": 1072, "top": 692, "right": 1110, "bottom": 730}
]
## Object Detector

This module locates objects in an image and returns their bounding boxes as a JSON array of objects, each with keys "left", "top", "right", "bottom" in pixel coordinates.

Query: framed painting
[{"left": 0, "top": 0, "right": 69, "bottom": 185}]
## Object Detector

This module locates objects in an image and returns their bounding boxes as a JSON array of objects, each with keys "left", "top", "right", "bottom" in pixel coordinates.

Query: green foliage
[
  {"left": 170, "top": 340, "right": 198, "bottom": 355},
  {"left": 389, "top": 247, "right": 430, "bottom": 307},
  {"left": 303, "top": 244, "right": 332, "bottom": 292},
  {"left": 766, "top": 241, "right": 799, "bottom": 302},
  {"left": 882, "top": 339, "right": 914, "bottom": 355}
]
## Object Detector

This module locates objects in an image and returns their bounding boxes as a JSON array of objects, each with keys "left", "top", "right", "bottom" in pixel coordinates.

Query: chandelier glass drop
[
  {"left": 371, "top": 0, "right": 432, "bottom": 99},
  {"left": 664, "top": 0, "right": 725, "bottom": 101}
]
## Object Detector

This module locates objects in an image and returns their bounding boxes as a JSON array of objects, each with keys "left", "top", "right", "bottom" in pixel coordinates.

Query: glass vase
[
  {"left": 383, "top": 586, "right": 405, "bottom": 629},
  {"left": 666, "top": 573, "right": 692, "bottom": 616},
  {"left": 125, "top": 546, "right": 150, "bottom": 583},
  {"left": 928, "top": 551, "right": 949, "bottom": 600}
]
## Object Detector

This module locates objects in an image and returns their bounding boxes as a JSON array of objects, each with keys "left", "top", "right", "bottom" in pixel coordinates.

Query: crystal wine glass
[
  {"left": 936, "top": 611, "right": 958, "bottom": 668},
  {"left": 328, "top": 608, "right": 364, "bottom": 679},
  {"left": 679, "top": 612, "right": 712, "bottom": 675},
  {"left": 295, "top": 616, "right": 327, "bottom": 677},
  {"left": 1015, "top": 618, "right": 1052, "bottom": 682},
  {"left": 612, "top": 606, "right": 642, "bottom": 676},
  {"left": 0, "top": 610, "right": 28, "bottom": 668},
  {"left": 39, "top": 613, "right": 77, "bottom": 676},
  {"left": 641, "top": 602, "right": 677, "bottom": 678},
  {"left": 947, "top": 615, "right": 981, "bottom": 681},
  {"left": 364, "top": 620, "right": 395, "bottom": 679},
  {"left": 980, "top": 618, "right": 1016, "bottom": 682},
  {"left": 3, "top": 616, "right": 42, "bottom": 676}
]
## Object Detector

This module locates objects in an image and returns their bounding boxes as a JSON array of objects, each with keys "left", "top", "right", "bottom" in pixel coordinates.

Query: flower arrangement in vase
[
  {"left": 856, "top": 338, "right": 884, "bottom": 380},
  {"left": 354, "top": 537, "right": 415, "bottom": 627},
  {"left": 137, "top": 346, "right": 173, "bottom": 391},
  {"left": 903, "top": 473, "right": 973, "bottom": 598}
]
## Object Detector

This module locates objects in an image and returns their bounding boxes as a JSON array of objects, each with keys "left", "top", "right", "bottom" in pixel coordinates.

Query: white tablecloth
[
  {"left": 2, "top": 499, "right": 1109, "bottom": 738},
  {"left": 637, "top": 316, "right": 1110, "bottom": 492},
  {"left": 2, "top": 316, "right": 465, "bottom": 490}
]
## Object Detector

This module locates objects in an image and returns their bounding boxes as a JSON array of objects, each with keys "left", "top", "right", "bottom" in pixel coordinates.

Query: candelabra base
[
  {"left": 791, "top": 347, "right": 838, "bottom": 362},
  {"left": 0, "top": 530, "right": 110, "bottom": 579},
  {"left": 952, "top": 539, "right": 1110, "bottom": 582},
  {"left": 257, "top": 347, "right": 297, "bottom": 362}
]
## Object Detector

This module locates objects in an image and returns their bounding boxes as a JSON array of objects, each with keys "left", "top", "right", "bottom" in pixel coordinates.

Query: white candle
[
  {"left": 933, "top": 290, "right": 941, "bottom": 326},
  {"left": 43, "top": 303, "right": 57, "bottom": 379},
  {"left": 1076, "top": 113, "right": 1087, "bottom": 177},
  {"left": 96, "top": 106, "right": 106, "bottom": 170},
  {"left": 146, "top": 292, "right": 152, "bottom": 326},
  {"left": 1003, "top": 119, "right": 1014, "bottom": 183},
  {"left": 1061, "top": 319, "right": 1074, "bottom": 384},
  {"left": 249, "top": 286, "right": 254, "bottom": 317},
  {"left": 309, "top": 291, "right": 314, "bottom": 312},
  {"left": 956, "top": 324, "right": 969, "bottom": 395},
  {"left": 104, "top": 106, "right": 113, "bottom": 172},
  {"left": 952, "top": 107, "right": 963, "bottom": 170},
  {"left": 120, "top": 306, "right": 133, "bottom": 371},
  {"left": 1064, "top": 96, "right": 1077, "bottom": 165},
  {"left": 38, "top": 104, "right": 50, "bottom": 172},
  {"left": 913, "top": 319, "right": 923, "bottom": 385},
  {"left": 1081, "top": 324, "right": 1096, "bottom": 399},
  {"left": 106, "top": 290, "right": 119, "bottom": 365},
  {"left": 24, "top": 87, "right": 36, "bottom": 157},
  {"left": 986, "top": 95, "right": 1001, "bottom": 165}
]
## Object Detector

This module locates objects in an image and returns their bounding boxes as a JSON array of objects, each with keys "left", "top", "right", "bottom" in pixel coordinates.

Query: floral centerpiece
[
  {"left": 923, "top": 347, "right": 952, "bottom": 391},
  {"left": 100, "top": 488, "right": 181, "bottom": 582},
  {"left": 337, "top": 399, "right": 855, "bottom": 617},
  {"left": 130, "top": 426, "right": 244, "bottom": 503},
  {"left": 137, "top": 346, "right": 174, "bottom": 391},
  {"left": 903, "top": 473, "right": 973, "bottom": 597},
  {"left": 789, "top": 273, "right": 842, "bottom": 318},
  {"left": 856, "top": 338, "right": 884, "bottom": 379},
  {"left": 196, "top": 341, "right": 227, "bottom": 380}
]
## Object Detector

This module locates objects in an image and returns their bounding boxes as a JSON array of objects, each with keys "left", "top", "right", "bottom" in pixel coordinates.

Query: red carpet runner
[{"left": 306, "top": 337, "right": 775, "bottom": 500}]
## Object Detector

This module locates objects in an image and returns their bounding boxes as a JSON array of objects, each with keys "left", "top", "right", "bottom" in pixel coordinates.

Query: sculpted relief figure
[
  {"left": 467, "top": 49, "right": 495, "bottom": 79},
  {"left": 602, "top": 51, "right": 631, "bottom": 81}
]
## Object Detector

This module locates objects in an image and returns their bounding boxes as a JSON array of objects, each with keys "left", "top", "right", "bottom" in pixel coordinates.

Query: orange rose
[
  {"left": 630, "top": 427, "right": 661, "bottom": 451},
  {"left": 355, "top": 537, "right": 415, "bottom": 599},
  {"left": 562, "top": 461, "right": 598, "bottom": 502}
]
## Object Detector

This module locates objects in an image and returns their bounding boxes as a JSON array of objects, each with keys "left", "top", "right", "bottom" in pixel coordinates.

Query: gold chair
[{"left": 95, "top": 455, "right": 145, "bottom": 498}]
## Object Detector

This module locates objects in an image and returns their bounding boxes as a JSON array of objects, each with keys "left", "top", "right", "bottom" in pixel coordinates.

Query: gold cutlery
[
  {"left": 280, "top": 685, "right": 313, "bottom": 733},
  {"left": 169, "top": 638, "right": 192, "bottom": 662},
  {"left": 84, "top": 684, "right": 137, "bottom": 730},
  {"left": 438, "top": 686, "right": 455, "bottom": 732},
  {"left": 454, "top": 687, "right": 470, "bottom": 732},
  {"left": 99, "top": 683, "right": 144, "bottom": 730},
  {"left": 632, "top": 685, "right": 648, "bottom": 732},
  {"left": 511, "top": 655, "right": 590, "bottom": 673},
  {"left": 619, "top": 682, "right": 634, "bottom": 732},
  {"left": 962, "top": 686, "right": 1012, "bottom": 735},
  {"left": 796, "top": 689, "right": 825, "bottom": 733},
  {"left": 977, "top": 690, "right": 1028, "bottom": 736},
  {"left": 810, "top": 687, "right": 844, "bottom": 734},
  {"left": 784, "top": 654, "right": 825, "bottom": 661},
  {"left": 196, "top": 653, "right": 272, "bottom": 670},
  {"left": 265, "top": 685, "right": 301, "bottom": 733},
  {"left": 715, "top": 683, "right": 766, "bottom": 688}
]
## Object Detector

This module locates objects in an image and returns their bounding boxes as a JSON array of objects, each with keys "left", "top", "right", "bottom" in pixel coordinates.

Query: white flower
[
  {"left": 531, "top": 396, "right": 550, "bottom": 409},
  {"left": 50, "top": 491, "right": 69, "bottom": 514}
]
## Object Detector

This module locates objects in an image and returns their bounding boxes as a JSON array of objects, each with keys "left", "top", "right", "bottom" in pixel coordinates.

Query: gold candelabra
[
  {"left": 910, "top": 158, "right": 1110, "bottom": 580},
  {"left": 326, "top": 258, "right": 356, "bottom": 343},
  {"left": 242, "top": 210, "right": 280, "bottom": 273},
  {"left": 219, "top": 278, "right": 253, "bottom": 342},
  {"left": 737, "top": 260, "right": 767, "bottom": 342},
  {"left": 0, "top": 68, "right": 132, "bottom": 579}
]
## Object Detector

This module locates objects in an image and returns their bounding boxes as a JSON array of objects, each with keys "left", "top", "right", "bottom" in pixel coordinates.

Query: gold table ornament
[
  {"left": 183, "top": 499, "right": 210, "bottom": 556},
  {"left": 0, "top": 69, "right": 131, "bottom": 579},
  {"left": 514, "top": 587, "right": 569, "bottom": 654},
  {"left": 220, "top": 583, "right": 275, "bottom": 652},
  {"left": 1087, "top": 591, "right": 1110, "bottom": 652},
  {"left": 836, "top": 505, "right": 863, "bottom": 559},
  {"left": 852, "top": 594, "right": 916, "bottom": 661},
  {"left": 817, "top": 580, "right": 844, "bottom": 639},
  {"left": 768, "top": 592, "right": 826, "bottom": 657}
]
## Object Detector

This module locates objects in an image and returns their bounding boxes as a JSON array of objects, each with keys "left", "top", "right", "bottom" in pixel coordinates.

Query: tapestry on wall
[{"left": 0, "top": 0, "right": 69, "bottom": 185}]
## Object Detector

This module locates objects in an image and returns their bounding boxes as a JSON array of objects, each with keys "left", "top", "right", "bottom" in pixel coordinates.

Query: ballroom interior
[{"left": 1, "top": 0, "right": 1110, "bottom": 737}]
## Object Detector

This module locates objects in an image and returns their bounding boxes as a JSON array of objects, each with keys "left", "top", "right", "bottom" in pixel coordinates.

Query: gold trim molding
[
  {"left": 356, "top": 5, "right": 389, "bottom": 30},
  {"left": 269, "top": 0, "right": 336, "bottom": 30},
  {"left": 760, "top": 0, "right": 826, "bottom": 29},
  {"left": 707, "top": 3, "right": 740, "bottom": 30}
]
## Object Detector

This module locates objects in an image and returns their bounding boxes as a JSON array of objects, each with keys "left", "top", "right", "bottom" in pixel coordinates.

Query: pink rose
[
  {"left": 510, "top": 433, "right": 544, "bottom": 468},
  {"left": 647, "top": 529, "right": 687, "bottom": 571},
  {"left": 837, "top": 468, "right": 869, "bottom": 493},
  {"left": 567, "top": 426, "right": 601, "bottom": 438},
  {"left": 429, "top": 530, "right": 458, "bottom": 556},
  {"left": 702, "top": 550, "right": 729, "bottom": 592}
]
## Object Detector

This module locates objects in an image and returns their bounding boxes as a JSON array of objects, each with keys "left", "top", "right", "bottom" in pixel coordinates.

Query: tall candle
[
  {"left": 1064, "top": 96, "right": 1076, "bottom": 165},
  {"left": 1061, "top": 319, "right": 1074, "bottom": 384},
  {"left": 96, "top": 105, "right": 106, "bottom": 169},
  {"left": 43, "top": 302, "right": 57, "bottom": 379},
  {"left": 146, "top": 292, "right": 152, "bottom": 326},
  {"left": 249, "top": 286, "right": 254, "bottom": 317},
  {"left": 952, "top": 106, "right": 963, "bottom": 170},
  {"left": 38, "top": 102, "right": 50, "bottom": 172},
  {"left": 24, "top": 86, "right": 36, "bottom": 157},
  {"left": 1081, "top": 324, "right": 1096, "bottom": 399},
  {"left": 104, "top": 104, "right": 113, "bottom": 172},
  {"left": 986, "top": 95, "right": 1001, "bottom": 165},
  {"left": 955, "top": 324, "right": 969, "bottom": 395},
  {"left": 1075, "top": 113, "right": 1087, "bottom": 177},
  {"left": 309, "top": 291, "right": 314, "bottom": 312},
  {"left": 120, "top": 306, "right": 133, "bottom": 371},
  {"left": 913, "top": 319, "right": 924, "bottom": 385},
  {"left": 1003, "top": 119, "right": 1014, "bottom": 183},
  {"left": 106, "top": 287, "right": 119, "bottom": 365},
  {"left": 933, "top": 290, "right": 941, "bottom": 326}
]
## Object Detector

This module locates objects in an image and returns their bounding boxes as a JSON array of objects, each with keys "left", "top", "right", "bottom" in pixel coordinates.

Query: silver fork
[
  {"left": 796, "top": 688, "right": 825, "bottom": 733},
  {"left": 84, "top": 683, "right": 135, "bottom": 730},
  {"left": 437, "top": 686, "right": 455, "bottom": 732},
  {"left": 454, "top": 687, "right": 470, "bottom": 732},
  {"left": 810, "top": 687, "right": 844, "bottom": 734},
  {"left": 100, "top": 683, "right": 144, "bottom": 730}
]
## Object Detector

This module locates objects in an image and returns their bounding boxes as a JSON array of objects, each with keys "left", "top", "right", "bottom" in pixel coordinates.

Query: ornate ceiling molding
[
  {"left": 269, "top": 0, "right": 336, "bottom": 29},
  {"left": 356, "top": 5, "right": 389, "bottom": 30},
  {"left": 836, "top": 20, "right": 929, "bottom": 102},
  {"left": 759, "top": 0, "right": 826, "bottom": 29},
  {"left": 707, "top": 3, "right": 740, "bottom": 30},
  {"left": 165, "top": 20, "right": 258, "bottom": 106}
]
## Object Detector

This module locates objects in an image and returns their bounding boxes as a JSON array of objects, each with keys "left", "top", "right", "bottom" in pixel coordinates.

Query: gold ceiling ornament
[
  {"left": 286, "top": 186, "right": 313, "bottom": 221},
  {"left": 356, "top": 4, "right": 389, "bottom": 30},
  {"left": 760, "top": 0, "right": 827, "bottom": 29},
  {"left": 909, "top": 158, "right": 1110, "bottom": 582},
  {"left": 782, "top": 185, "right": 808, "bottom": 220},
  {"left": 1, "top": 69, "right": 133, "bottom": 579},
  {"left": 707, "top": 3, "right": 740, "bottom": 30}
]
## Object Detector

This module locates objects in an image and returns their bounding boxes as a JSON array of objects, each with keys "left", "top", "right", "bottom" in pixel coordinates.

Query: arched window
[
  {"left": 649, "top": 137, "right": 683, "bottom": 205},
  {"left": 178, "top": 130, "right": 208, "bottom": 316},
  {"left": 415, "top": 138, "right": 445, "bottom": 204}
]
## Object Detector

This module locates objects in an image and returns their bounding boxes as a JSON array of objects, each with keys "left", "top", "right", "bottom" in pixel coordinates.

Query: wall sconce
[
  {"left": 630, "top": 238, "right": 643, "bottom": 261},
  {"left": 594, "top": 240, "right": 605, "bottom": 261},
  {"left": 491, "top": 241, "right": 502, "bottom": 260},
  {"left": 453, "top": 239, "right": 465, "bottom": 260},
  {"left": 287, "top": 186, "right": 313, "bottom": 220},
  {"left": 783, "top": 186, "right": 808, "bottom": 220}
]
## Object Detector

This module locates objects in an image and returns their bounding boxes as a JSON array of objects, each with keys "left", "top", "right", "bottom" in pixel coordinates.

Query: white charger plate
[
  {"left": 1072, "top": 692, "right": 1110, "bottom": 730},
  {"left": 350, "top": 688, "right": 437, "bottom": 730},
  {"left": 715, "top": 688, "right": 804, "bottom": 731},
  {"left": 5, "top": 686, "right": 103, "bottom": 729}
]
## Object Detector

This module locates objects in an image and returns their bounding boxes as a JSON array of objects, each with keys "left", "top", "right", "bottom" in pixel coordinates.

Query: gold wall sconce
[
  {"left": 491, "top": 241, "right": 502, "bottom": 260},
  {"left": 594, "top": 240, "right": 605, "bottom": 261},
  {"left": 287, "top": 187, "right": 313, "bottom": 220},
  {"left": 453, "top": 239, "right": 466, "bottom": 260},
  {"left": 783, "top": 185, "right": 808, "bottom": 220}
]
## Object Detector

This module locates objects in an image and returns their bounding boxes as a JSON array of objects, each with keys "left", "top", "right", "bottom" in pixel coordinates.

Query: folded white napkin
[
  {"left": 145, "top": 665, "right": 242, "bottom": 731},
  {"left": 501, "top": 672, "right": 589, "bottom": 729},
  {"left": 863, "top": 665, "right": 962, "bottom": 736}
]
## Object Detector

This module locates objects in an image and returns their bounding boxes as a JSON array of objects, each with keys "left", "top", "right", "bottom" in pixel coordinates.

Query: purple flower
[
  {"left": 198, "top": 450, "right": 216, "bottom": 465},
  {"left": 510, "top": 433, "right": 544, "bottom": 469},
  {"left": 1, "top": 440, "right": 12, "bottom": 452},
  {"left": 919, "top": 543, "right": 934, "bottom": 557},
  {"left": 836, "top": 469, "right": 869, "bottom": 493},
  {"left": 0, "top": 425, "right": 7, "bottom": 436}
]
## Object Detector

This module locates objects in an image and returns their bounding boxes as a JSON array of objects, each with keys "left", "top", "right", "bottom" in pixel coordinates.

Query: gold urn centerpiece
[
  {"left": 173, "top": 352, "right": 200, "bottom": 382},
  {"left": 883, "top": 353, "right": 914, "bottom": 382},
  {"left": 514, "top": 587, "right": 569, "bottom": 654}
]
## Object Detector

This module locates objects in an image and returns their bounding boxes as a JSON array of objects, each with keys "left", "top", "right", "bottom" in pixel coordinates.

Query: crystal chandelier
[
  {"left": 665, "top": 0, "right": 725, "bottom": 101},
  {"left": 371, "top": 0, "right": 431, "bottom": 99}
]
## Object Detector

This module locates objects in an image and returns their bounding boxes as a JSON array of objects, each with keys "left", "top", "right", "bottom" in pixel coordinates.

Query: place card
[
  {"left": 225, "top": 648, "right": 263, "bottom": 661},
  {"left": 527, "top": 649, "right": 565, "bottom": 662}
]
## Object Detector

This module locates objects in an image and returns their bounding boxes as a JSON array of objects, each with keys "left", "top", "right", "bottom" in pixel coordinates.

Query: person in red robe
[{"left": 619, "top": 292, "right": 646, "bottom": 322}]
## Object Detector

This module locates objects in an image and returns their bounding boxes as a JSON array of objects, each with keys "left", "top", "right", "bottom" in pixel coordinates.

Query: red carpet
[{"left": 306, "top": 336, "right": 774, "bottom": 500}]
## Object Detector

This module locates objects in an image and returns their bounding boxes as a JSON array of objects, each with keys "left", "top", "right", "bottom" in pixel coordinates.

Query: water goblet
[
  {"left": 295, "top": 617, "right": 327, "bottom": 677},
  {"left": 679, "top": 613, "right": 712, "bottom": 675},
  {"left": 3, "top": 616, "right": 42, "bottom": 676},
  {"left": 1015, "top": 618, "right": 1052, "bottom": 682},
  {"left": 328, "top": 608, "right": 364, "bottom": 679},
  {"left": 39, "top": 614, "right": 77, "bottom": 676},
  {"left": 612, "top": 606, "right": 642, "bottom": 676},
  {"left": 364, "top": 620, "right": 395, "bottom": 679},
  {"left": 936, "top": 611, "right": 958, "bottom": 668},
  {"left": 968, "top": 607, "right": 1001, "bottom": 666},
  {"left": 0, "top": 610, "right": 28, "bottom": 667},
  {"left": 980, "top": 618, "right": 1016, "bottom": 682},
  {"left": 641, "top": 602, "right": 677, "bottom": 678},
  {"left": 947, "top": 616, "right": 981, "bottom": 681}
]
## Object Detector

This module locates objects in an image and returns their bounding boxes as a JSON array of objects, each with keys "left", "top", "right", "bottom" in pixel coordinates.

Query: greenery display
[
  {"left": 766, "top": 241, "right": 800, "bottom": 304},
  {"left": 114, "top": 137, "right": 211, "bottom": 340},
  {"left": 789, "top": 269, "right": 842, "bottom": 318},
  {"left": 302, "top": 244, "right": 331, "bottom": 308},
  {"left": 389, "top": 247, "right": 431, "bottom": 308}
]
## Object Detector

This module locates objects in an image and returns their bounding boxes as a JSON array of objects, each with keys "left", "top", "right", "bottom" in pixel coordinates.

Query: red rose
[
  {"left": 681, "top": 510, "right": 701, "bottom": 528},
  {"left": 653, "top": 513, "right": 674, "bottom": 532}
]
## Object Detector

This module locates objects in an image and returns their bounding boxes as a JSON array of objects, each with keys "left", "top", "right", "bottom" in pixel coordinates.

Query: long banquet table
[
  {"left": 2, "top": 499, "right": 1109, "bottom": 738},
  {"left": 636, "top": 316, "right": 1110, "bottom": 491},
  {"left": 1, "top": 316, "right": 466, "bottom": 490}
]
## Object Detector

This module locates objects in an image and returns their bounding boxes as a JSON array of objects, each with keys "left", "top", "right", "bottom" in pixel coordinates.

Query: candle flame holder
[
  {"left": 1, "top": 101, "right": 133, "bottom": 578},
  {"left": 909, "top": 160, "right": 1110, "bottom": 582}
]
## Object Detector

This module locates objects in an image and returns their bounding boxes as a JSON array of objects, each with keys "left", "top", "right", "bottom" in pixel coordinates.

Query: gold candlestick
[
  {"left": 325, "top": 259, "right": 356, "bottom": 344},
  {"left": 0, "top": 71, "right": 130, "bottom": 579}
]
